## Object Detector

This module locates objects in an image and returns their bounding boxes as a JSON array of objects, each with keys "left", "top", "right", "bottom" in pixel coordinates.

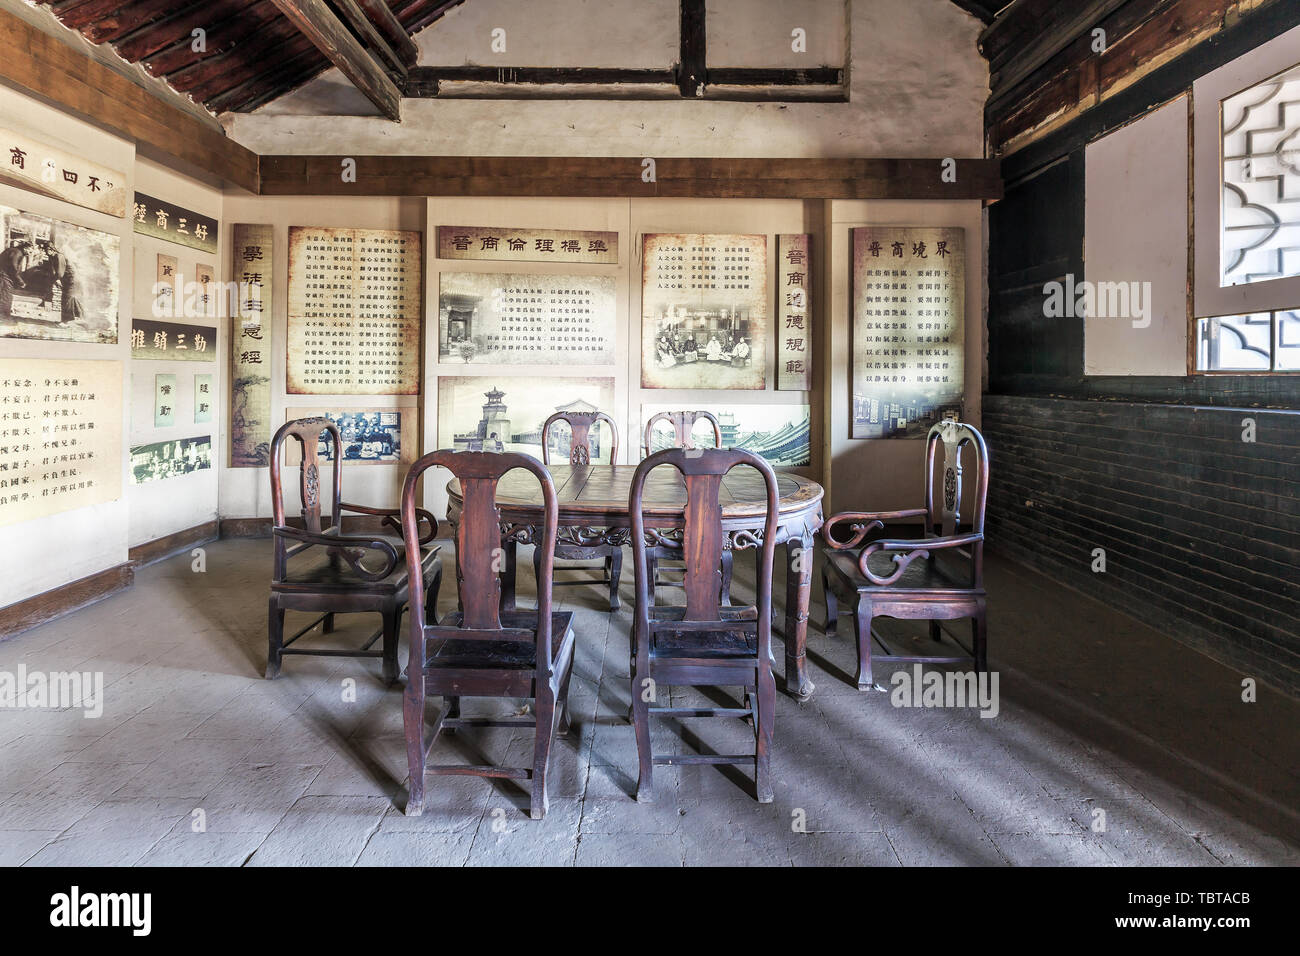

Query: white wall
[
  {"left": 826, "top": 198, "right": 986, "bottom": 513},
  {"left": 1084, "top": 96, "right": 1190, "bottom": 376},
  {"left": 0, "top": 86, "right": 133, "bottom": 607},
  {"left": 224, "top": 0, "right": 987, "bottom": 160}
]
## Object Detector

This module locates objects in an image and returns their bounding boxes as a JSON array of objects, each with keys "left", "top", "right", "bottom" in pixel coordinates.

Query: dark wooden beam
[
  {"left": 0, "top": 7, "right": 259, "bottom": 191},
  {"left": 949, "top": 0, "right": 1001, "bottom": 24},
  {"left": 986, "top": 0, "right": 1132, "bottom": 103},
  {"left": 268, "top": 0, "right": 402, "bottom": 120},
  {"left": 355, "top": 0, "right": 420, "bottom": 67},
  {"left": 330, "top": 0, "right": 408, "bottom": 75},
  {"left": 402, "top": 65, "right": 843, "bottom": 99},
  {"left": 677, "top": 0, "right": 706, "bottom": 96},
  {"left": 258, "top": 155, "right": 1002, "bottom": 199}
]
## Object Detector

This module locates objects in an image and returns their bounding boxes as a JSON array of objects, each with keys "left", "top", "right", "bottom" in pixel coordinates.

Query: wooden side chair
[
  {"left": 641, "top": 410, "right": 734, "bottom": 602},
  {"left": 267, "top": 417, "right": 442, "bottom": 683},
  {"left": 538, "top": 409, "right": 623, "bottom": 611},
  {"left": 401, "top": 450, "right": 576, "bottom": 821},
  {"left": 821, "top": 420, "right": 989, "bottom": 691},
  {"left": 628, "top": 447, "right": 780, "bottom": 804}
]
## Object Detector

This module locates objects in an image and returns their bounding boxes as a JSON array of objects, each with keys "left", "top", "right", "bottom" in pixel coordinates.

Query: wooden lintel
[
  {"left": 0, "top": 8, "right": 259, "bottom": 192},
  {"left": 269, "top": 0, "right": 403, "bottom": 121},
  {"left": 257, "top": 155, "right": 1003, "bottom": 200}
]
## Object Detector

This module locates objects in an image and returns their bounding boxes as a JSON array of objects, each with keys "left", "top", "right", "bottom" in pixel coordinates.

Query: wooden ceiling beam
[
  {"left": 258, "top": 155, "right": 1003, "bottom": 200},
  {"left": 354, "top": 0, "right": 420, "bottom": 67},
  {"left": 0, "top": 7, "right": 259, "bottom": 191},
  {"left": 330, "top": 0, "right": 409, "bottom": 75},
  {"left": 268, "top": 0, "right": 402, "bottom": 121}
]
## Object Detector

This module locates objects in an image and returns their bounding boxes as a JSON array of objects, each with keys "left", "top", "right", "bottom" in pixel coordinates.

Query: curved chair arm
[
  {"left": 855, "top": 531, "right": 983, "bottom": 586},
  {"left": 272, "top": 526, "right": 402, "bottom": 582},
  {"left": 822, "top": 508, "right": 928, "bottom": 550},
  {"left": 341, "top": 501, "right": 438, "bottom": 545}
]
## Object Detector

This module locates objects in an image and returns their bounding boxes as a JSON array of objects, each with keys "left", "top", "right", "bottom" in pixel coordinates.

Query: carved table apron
[{"left": 445, "top": 463, "right": 825, "bottom": 700}]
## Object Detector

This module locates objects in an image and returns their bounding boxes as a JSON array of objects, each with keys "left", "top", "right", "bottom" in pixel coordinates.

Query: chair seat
[
  {"left": 426, "top": 610, "right": 575, "bottom": 669},
  {"left": 277, "top": 541, "right": 440, "bottom": 593},
  {"left": 826, "top": 547, "right": 979, "bottom": 593},
  {"left": 649, "top": 605, "right": 759, "bottom": 659}
]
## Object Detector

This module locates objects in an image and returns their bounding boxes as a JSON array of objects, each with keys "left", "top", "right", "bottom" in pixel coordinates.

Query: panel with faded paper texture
[
  {"left": 286, "top": 226, "right": 422, "bottom": 395},
  {"left": 0, "top": 358, "right": 123, "bottom": 527}
]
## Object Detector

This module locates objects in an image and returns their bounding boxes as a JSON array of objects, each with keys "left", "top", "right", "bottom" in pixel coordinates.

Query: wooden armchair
[
  {"left": 629, "top": 447, "right": 780, "bottom": 804},
  {"left": 821, "top": 420, "right": 989, "bottom": 691},
  {"left": 401, "top": 450, "right": 576, "bottom": 820},
  {"left": 538, "top": 409, "right": 623, "bottom": 611},
  {"left": 267, "top": 417, "right": 442, "bottom": 683},
  {"left": 641, "top": 410, "right": 734, "bottom": 603}
]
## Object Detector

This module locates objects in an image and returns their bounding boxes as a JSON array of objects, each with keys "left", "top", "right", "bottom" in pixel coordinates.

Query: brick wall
[{"left": 981, "top": 395, "right": 1300, "bottom": 696}]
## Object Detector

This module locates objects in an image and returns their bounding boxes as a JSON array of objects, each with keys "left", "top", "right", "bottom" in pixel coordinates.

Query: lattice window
[
  {"left": 1220, "top": 60, "right": 1300, "bottom": 287},
  {"left": 1196, "top": 310, "right": 1300, "bottom": 371}
]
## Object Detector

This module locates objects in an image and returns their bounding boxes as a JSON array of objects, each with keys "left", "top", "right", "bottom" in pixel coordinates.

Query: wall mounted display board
[
  {"left": 229, "top": 223, "right": 273, "bottom": 467},
  {"left": 283, "top": 408, "right": 415, "bottom": 466},
  {"left": 130, "top": 318, "right": 216, "bottom": 361},
  {"left": 642, "top": 402, "right": 811, "bottom": 467},
  {"left": 438, "top": 271, "right": 616, "bottom": 365},
  {"left": 850, "top": 226, "right": 965, "bottom": 439},
  {"left": 129, "top": 434, "right": 212, "bottom": 484},
  {"left": 437, "top": 376, "right": 616, "bottom": 460},
  {"left": 0, "top": 205, "right": 119, "bottom": 344},
  {"left": 437, "top": 225, "right": 618, "bottom": 264},
  {"left": 153, "top": 372, "right": 176, "bottom": 427},
  {"left": 776, "top": 234, "right": 812, "bottom": 391},
  {"left": 194, "top": 373, "right": 213, "bottom": 424},
  {"left": 286, "top": 226, "right": 421, "bottom": 395},
  {"left": 0, "top": 358, "right": 123, "bottom": 527},
  {"left": 641, "top": 233, "right": 767, "bottom": 390},
  {"left": 0, "top": 126, "right": 127, "bottom": 217},
  {"left": 131, "top": 192, "right": 218, "bottom": 255}
]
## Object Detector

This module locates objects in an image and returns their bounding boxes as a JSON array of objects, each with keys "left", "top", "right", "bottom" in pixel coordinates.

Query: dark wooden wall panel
[{"left": 983, "top": 396, "right": 1300, "bottom": 696}]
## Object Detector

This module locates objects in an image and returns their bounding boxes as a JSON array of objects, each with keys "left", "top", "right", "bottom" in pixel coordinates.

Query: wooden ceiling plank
[{"left": 268, "top": 0, "right": 403, "bottom": 120}]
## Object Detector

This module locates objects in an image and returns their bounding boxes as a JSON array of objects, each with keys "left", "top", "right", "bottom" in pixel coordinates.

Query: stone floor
[{"left": 1, "top": 538, "right": 1296, "bottom": 866}]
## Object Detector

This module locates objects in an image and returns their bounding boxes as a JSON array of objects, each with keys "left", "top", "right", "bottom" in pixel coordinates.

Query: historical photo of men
[
  {"left": 0, "top": 206, "right": 119, "bottom": 344},
  {"left": 641, "top": 233, "right": 767, "bottom": 389}
]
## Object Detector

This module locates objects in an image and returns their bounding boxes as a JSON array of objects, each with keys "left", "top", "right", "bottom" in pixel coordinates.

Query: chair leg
[
  {"left": 973, "top": 600, "right": 988, "bottom": 674},
  {"left": 822, "top": 569, "right": 838, "bottom": 635},
  {"left": 442, "top": 695, "right": 460, "bottom": 736},
  {"left": 647, "top": 550, "right": 659, "bottom": 597},
  {"left": 265, "top": 599, "right": 285, "bottom": 680},
  {"left": 606, "top": 548, "right": 623, "bottom": 612},
  {"left": 631, "top": 660, "right": 655, "bottom": 803},
  {"left": 530, "top": 685, "right": 557, "bottom": 820},
  {"left": 755, "top": 661, "right": 776, "bottom": 804},
  {"left": 322, "top": 612, "right": 336, "bottom": 634},
  {"left": 403, "top": 681, "right": 427, "bottom": 816},
  {"left": 853, "top": 599, "right": 874, "bottom": 691},
  {"left": 557, "top": 662, "right": 575, "bottom": 736},
  {"left": 380, "top": 608, "right": 401, "bottom": 685},
  {"left": 930, "top": 620, "right": 942, "bottom": 642},
  {"left": 720, "top": 549, "right": 734, "bottom": 605}
]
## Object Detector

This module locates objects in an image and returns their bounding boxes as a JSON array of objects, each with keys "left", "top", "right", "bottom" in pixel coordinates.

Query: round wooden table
[{"left": 446, "top": 462, "right": 825, "bottom": 699}]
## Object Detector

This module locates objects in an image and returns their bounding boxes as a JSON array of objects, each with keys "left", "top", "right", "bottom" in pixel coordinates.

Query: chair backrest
[
  {"left": 643, "top": 410, "right": 723, "bottom": 458},
  {"left": 402, "top": 449, "right": 558, "bottom": 640},
  {"left": 923, "top": 420, "right": 989, "bottom": 537},
  {"left": 271, "top": 417, "right": 343, "bottom": 535},
  {"left": 629, "top": 447, "right": 779, "bottom": 629},
  {"left": 541, "top": 410, "right": 619, "bottom": 466}
]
